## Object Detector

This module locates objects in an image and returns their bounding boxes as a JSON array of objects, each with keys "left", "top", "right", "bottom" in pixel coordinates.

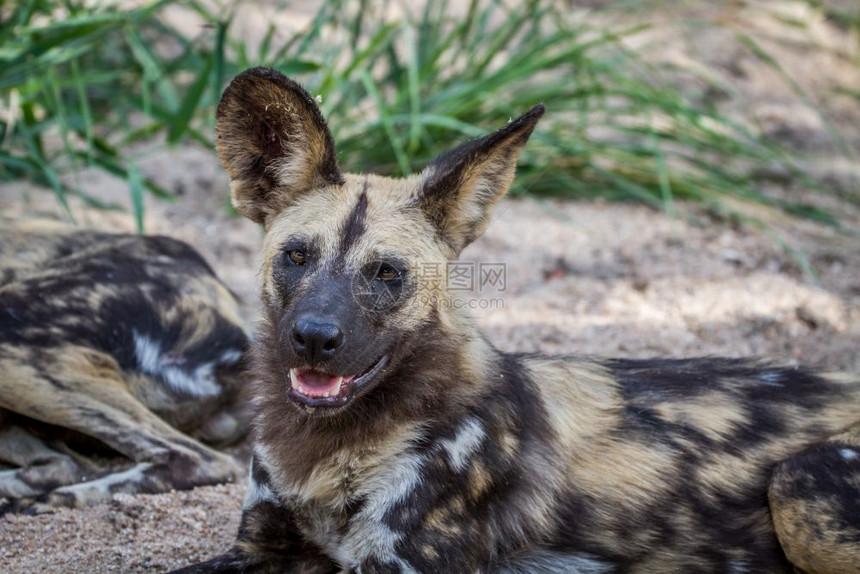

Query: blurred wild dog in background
[
  {"left": 0, "top": 218, "right": 249, "bottom": 513},
  {"left": 177, "top": 67, "right": 860, "bottom": 574}
]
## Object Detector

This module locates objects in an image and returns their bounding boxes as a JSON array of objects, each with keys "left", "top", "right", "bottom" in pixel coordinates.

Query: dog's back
[{"left": 519, "top": 355, "right": 860, "bottom": 571}]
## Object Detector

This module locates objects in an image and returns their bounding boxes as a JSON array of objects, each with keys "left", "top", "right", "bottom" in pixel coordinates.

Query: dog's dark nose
[{"left": 291, "top": 315, "right": 344, "bottom": 365}]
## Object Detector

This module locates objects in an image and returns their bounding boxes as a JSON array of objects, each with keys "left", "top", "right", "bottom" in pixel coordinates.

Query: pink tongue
[{"left": 298, "top": 369, "right": 340, "bottom": 391}]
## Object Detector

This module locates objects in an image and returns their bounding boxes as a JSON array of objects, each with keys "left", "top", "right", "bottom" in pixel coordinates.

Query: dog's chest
[{"left": 283, "top": 440, "right": 426, "bottom": 569}]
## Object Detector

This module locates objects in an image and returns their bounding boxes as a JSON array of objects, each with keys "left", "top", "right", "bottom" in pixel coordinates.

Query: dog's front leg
[
  {"left": 171, "top": 546, "right": 336, "bottom": 574},
  {"left": 172, "top": 455, "right": 339, "bottom": 574},
  {"left": 171, "top": 499, "right": 339, "bottom": 574}
]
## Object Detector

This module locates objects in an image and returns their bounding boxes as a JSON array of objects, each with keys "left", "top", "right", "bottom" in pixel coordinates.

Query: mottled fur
[
  {"left": 0, "top": 218, "right": 250, "bottom": 512},
  {"left": 176, "top": 68, "right": 860, "bottom": 573}
]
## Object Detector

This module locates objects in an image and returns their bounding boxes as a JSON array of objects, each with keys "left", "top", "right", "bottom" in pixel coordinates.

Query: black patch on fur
[
  {"left": 251, "top": 455, "right": 272, "bottom": 488},
  {"left": 359, "top": 557, "right": 402, "bottom": 574},
  {"left": 269, "top": 235, "right": 317, "bottom": 308},
  {"left": 170, "top": 545, "right": 337, "bottom": 574},
  {"left": 338, "top": 186, "right": 369, "bottom": 254},
  {"left": 608, "top": 358, "right": 842, "bottom": 452},
  {"left": 774, "top": 441, "right": 860, "bottom": 536},
  {"left": 224, "top": 501, "right": 339, "bottom": 574}
]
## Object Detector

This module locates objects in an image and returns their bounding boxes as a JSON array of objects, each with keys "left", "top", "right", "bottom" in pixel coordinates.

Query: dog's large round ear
[{"left": 216, "top": 67, "right": 343, "bottom": 225}]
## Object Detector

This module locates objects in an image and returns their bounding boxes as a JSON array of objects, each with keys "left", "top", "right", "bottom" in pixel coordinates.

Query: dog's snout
[{"left": 291, "top": 315, "right": 344, "bottom": 365}]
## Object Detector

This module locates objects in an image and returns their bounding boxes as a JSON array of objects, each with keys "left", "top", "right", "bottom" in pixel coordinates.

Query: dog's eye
[
  {"left": 376, "top": 263, "right": 399, "bottom": 282},
  {"left": 287, "top": 249, "right": 307, "bottom": 266}
]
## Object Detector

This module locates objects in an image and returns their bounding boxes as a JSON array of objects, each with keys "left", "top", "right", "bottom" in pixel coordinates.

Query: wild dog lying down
[
  {"left": 176, "top": 67, "right": 860, "bottom": 574},
  {"left": 0, "top": 218, "right": 249, "bottom": 513}
]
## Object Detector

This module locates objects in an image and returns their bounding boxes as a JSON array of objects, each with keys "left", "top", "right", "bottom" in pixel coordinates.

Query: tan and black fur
[
  {"left": 176, "top": 67, "right": 860, "bottom": 573},
  {"left": 0, "top": 218, "right": 250, "bottom": 513}
]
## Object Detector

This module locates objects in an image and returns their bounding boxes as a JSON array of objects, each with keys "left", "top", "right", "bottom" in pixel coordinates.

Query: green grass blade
[
  {"left": 359, "top": 69, "right": 410, "bottom": 176},
  {"left": 211, "top": 19, "right": 228, "bottom": 121},
  {"left": 168, "top": 49, "right": 212, "bottom": 144},
  {"left": 404, "top": 21, "right": 422, "bottom": 153},
  {"left": 127, "top": 162, "right": 145, "bottom": 233}
]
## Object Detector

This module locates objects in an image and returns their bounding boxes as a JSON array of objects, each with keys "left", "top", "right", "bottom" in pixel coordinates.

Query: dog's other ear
[
  {"left": 216, "top": 67, "right": 343, "bottom": 225},
  {"left": 419, "top": 105, "right": 544, "bottom": 255}
]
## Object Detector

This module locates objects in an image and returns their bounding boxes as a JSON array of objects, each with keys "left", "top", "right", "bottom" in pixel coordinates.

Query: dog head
[{"left": 217, "top": 67, "right": 542, "bottom": 417}]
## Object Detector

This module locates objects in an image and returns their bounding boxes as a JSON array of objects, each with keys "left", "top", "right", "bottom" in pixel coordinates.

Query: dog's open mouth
[{"left": 288, "top": 354, "right": 390, "bottom": 409}]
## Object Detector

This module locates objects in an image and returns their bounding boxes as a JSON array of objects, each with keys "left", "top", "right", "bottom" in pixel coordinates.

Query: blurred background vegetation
[{"left": 1, "top": 0, "right": 858, "bottom": 237}]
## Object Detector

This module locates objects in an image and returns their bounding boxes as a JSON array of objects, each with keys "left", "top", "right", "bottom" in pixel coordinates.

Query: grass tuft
[{"left": 1, "top": 0, "right": 855, "bottom": 234}]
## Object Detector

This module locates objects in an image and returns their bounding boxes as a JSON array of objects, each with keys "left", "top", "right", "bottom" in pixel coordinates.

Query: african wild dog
[
  {"left": 176, "top": 67, "right": 860, "bottom": 573},
  {"left": 0, "top": 218, "right": 249, "bottom": 513}
]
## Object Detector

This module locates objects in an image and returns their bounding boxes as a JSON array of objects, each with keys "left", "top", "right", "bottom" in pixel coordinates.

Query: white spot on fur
[
  {"left": 440, "top": 417, "right": 485, "bottom": 471},
  {"left": 133, "top": 331, "right": 221, "bottom": 397},
  {"left": 220, "top": 349, "right": 242, "bottom": 365},
  {"left": 161, "top": 363, "right": 219, "bottom": 397},
  {"left": 758, "top": 371, "right": 783, "bottom": 386},
  {"left": 54, "top": 462, "right": 154, "bottom": 500},
  {"left": 840, "top": 448, "right": 858, "bottom": 461},
  {"left": 133, "top": 331, "right": 162, "bottom": 373},
  {"left": 346, "top": 452, "right": 425, "bottom": 565}
]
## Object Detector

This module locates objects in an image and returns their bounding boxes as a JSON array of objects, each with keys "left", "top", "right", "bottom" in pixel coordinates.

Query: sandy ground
[{"left": 2, "top": 1, "right": 860, "bottom": 572}]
